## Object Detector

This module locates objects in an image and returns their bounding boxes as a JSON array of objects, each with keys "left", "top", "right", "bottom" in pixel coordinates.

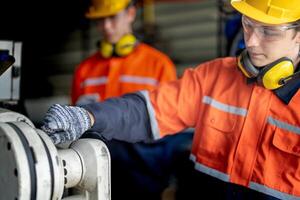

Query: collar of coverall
[
  {"left": 273, "top": 74, "right": 300, "bottom": 104},
  {"left": 246, "top": 66, "right": 300, "bottom": 104}
]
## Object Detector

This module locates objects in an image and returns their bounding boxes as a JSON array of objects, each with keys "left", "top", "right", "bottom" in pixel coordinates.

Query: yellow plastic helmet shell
[
  {"left": 262, "top": 60, "right": 294, "bottom": 90},
  {"left": 86, "top": 0, "right": 131, "bottom": 19},
  {"left": 115, "top": 34, "right": 137, "bottom": 57},
  {"left": 231, "top": 0, "right": 300, "bottom": 24}
]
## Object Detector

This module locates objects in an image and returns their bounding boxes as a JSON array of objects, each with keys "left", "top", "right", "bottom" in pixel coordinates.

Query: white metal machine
[
  {"left": 0, "top": 40, "right": 22, "bottom": 101},
  {"left": 0, "top": 109, "right": 111, "bottom": 200},
  {"left": 0, "top": 45, "right": 111, "bottom": 200}
]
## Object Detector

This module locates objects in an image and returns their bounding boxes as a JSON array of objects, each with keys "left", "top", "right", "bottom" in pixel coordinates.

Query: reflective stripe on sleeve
[
  {"left": 202, "top": 96, "right": 247, "bottom": 116},
  {"left": 138, "top": 90, "right": 160, "bottom": 140}
]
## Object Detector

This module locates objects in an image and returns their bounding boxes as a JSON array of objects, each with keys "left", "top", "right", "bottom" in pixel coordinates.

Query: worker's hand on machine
[{"left": 41, "top": 104, "right": 92, "bottom": 144}]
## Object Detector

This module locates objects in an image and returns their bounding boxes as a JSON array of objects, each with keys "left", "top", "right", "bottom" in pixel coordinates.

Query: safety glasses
[
  {"left": 94, "top": 10, "right": 127, "bottom": 26},
  {"left": 241, "top": 15, "right": 300, "bottom": 42}
]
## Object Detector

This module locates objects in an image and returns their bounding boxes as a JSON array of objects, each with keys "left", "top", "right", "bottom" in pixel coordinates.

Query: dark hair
[
  {"left": 296, "top": 19, "right": 300, "bottom": 31},
  {"left": 128, "top": 0, "right": 138, "bottom": 7}
]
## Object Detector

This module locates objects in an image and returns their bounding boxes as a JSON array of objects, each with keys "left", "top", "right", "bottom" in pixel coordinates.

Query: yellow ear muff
[
  {"left": 238, "top": 54, "right": 252, "bottom": 78},
  {"left": 100, "top": 40, "right": 114, "bottom": 58},
  {"left": 260, "top": 59, "right": 294, "bottom": 90},
  {"left": 100, "top": 34, "right": 137, "bottom": 58},
  {"left": 237, "top": 49, "right": 295, "bottom": 90},
  {"left": 237, "top": 49, "right": 259, "bottom": 78},
  {"left": 115, "top": 34, "right": 137, "bottom": 57}
]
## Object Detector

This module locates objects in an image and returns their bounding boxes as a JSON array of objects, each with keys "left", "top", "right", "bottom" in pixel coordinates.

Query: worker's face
[
  {"left": 242, "top": 15, "right": 300, "bottom": 67},
  {"left": 95, "top": 6, "right": 136, "bottom": 43}
]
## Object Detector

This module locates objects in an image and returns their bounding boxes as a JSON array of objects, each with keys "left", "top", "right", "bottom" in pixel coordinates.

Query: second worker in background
[
  {"left": 70, "top": 0, "right": 193, "bottom": 199},
  {"left": 72, "top": 0, "right": 177, "bottom": 105}
]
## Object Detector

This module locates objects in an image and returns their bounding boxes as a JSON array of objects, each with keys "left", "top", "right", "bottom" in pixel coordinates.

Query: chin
[
  {"left": 110, "top": 39, "right": 119, "bottom": 44},
  {"left": 106, "top": 38, "right": 115, "bottom": 44},
  {"left": 104, "top": 36, "right": 117, "bottom": 44},
  {"left": 249, "top": 57, "right": 268, "bottom": 67},
  {"left": 252, "top": 61, "right": 266, "bottom": 68}
]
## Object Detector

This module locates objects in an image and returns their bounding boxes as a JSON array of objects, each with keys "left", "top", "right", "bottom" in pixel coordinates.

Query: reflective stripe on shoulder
[
  {"left": 190, "top": 153, "right": 300, "bottom": 200},
  {"left": 81, "top": 76, "right": 108, "bottom": 88},
  {"left": 138, "top": 90, "right": 160, "bottom": 140},
  {"left": 268, "top": 117, "right": 300, "bottom": 135},
  {"left": 202, "top": 96, "right": 247, "bottom": 116},
  {"left": 120, "top": 75, "right": 158, "bottom": 86}
]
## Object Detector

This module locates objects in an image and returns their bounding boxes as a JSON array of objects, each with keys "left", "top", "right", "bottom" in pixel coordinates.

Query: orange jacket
[
  {"left": 149, "top": 57, "right": 300, "bottom": 199},
  {"left": 71, "top": 43, "right": 176, "bottom": 105}
]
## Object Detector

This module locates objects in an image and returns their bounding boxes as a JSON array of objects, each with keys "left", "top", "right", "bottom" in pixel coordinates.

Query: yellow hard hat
[
  {"left": 231, "top": 0, "right": 300, "bottom": 25},
  {"left": 86, "top": 0, "right": 131, "bottom": 19}
]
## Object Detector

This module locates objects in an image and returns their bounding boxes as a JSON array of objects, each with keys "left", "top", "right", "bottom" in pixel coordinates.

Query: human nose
[
  {"left": 97, "top": 18, "right": 112, "bottom": 32},
  {"left": 102, "top": 18, "right": 113, "bottom": 31},
  {"left": 244, "top": 28, "right": 260, "bottom": 47}
]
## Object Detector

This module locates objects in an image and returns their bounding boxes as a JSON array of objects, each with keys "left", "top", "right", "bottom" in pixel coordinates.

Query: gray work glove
[{"left": 41, "top": 104, "right": 92, "bottom": 144}]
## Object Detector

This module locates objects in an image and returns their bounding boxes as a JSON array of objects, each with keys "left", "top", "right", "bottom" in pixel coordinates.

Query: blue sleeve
[{"left": 81, "top": 92, "right": 154, "bottom": 143}]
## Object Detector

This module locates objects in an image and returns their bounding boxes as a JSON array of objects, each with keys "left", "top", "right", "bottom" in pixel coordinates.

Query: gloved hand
[{"left": 41, "top": 104, "right": 92, "bottom": 144}]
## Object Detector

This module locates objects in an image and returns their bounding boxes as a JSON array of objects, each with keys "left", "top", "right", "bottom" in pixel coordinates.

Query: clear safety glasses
[
  {"left": 94, "top": 10, "right": 127, "bottom": 26},
  {"left": 241, "top": 15, "right": 300, "bottom": 42}
]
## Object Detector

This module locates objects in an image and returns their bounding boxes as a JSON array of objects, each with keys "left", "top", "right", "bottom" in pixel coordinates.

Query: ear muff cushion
[
  {"left": 259, "top": 58, "right": 294, "bottom": 90},
  {"left": 100, "top": 40, "right": 114, "bottom": 58},
  {"left": 238, "top": 50, "right": 259, "bottom": 78},
  {"left": 115, "top": 34, "right": 137, "bottom": 57},
  {"left": 100, "top": 34, "right": 137, "bottom": 58}
]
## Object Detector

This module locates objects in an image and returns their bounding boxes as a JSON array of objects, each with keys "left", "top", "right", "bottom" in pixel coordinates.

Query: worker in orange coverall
[
  {"left": 69, "top": 0, "right": 193, "bottom": 199},
  {"left": 43, "top": 0, "right": 300, "bottom": 199},
  {"left": 71, "top": 0, "right": 176, "bottom": 106}
]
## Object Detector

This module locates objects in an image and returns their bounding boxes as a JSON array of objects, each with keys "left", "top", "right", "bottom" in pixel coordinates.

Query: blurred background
[{"left": 0, "top": 0, "right": 243, "bottom": 125}]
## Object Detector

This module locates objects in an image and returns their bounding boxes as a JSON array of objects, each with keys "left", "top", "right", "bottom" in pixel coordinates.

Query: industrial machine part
[
  {"left": 0, "top": 40, "right": 22, "bottom": 101},
  {"left": 0, "top": 109, "right": 111, "bottom": 200},
  {"left": 0, "top": 49, "right": 15, "bottom": 76}
]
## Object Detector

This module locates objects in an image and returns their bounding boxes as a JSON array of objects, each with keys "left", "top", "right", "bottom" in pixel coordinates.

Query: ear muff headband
[
  {"left": 238, "top": 49, "right": 294, "bottom": 90},
  {"left": 100, "top": 34, "right": 137, "bottom": 58},
  {"left": 237, "top": 50, "right": 259, "bottom": 78}
]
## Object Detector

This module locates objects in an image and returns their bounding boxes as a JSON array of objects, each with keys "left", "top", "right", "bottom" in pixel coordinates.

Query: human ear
[
  {"left": 295, "top": 31, "right": 300, "bottom": 43},
  {"left": 127, "top": 6, "right": 136, "bottom": 23}
]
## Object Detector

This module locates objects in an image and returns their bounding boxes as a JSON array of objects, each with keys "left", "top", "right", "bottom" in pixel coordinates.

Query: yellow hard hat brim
[
  {"left": 231, "top": 0, "right": 299, "bottom": 25},
  {"left": 85, "top": 0, "right": 131, "bottom": 19},
  {"left": 86, "top": 9, "right": 121, "bottom": 19}
]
